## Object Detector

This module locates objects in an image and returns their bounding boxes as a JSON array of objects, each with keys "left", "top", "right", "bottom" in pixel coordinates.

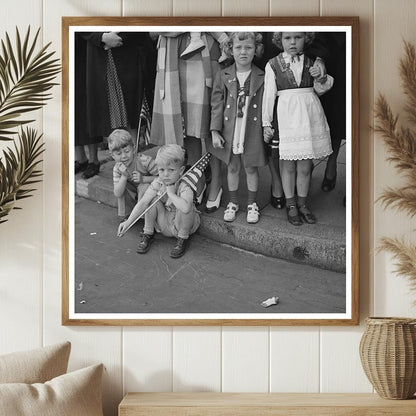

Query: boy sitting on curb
[
  {"left": 117, "top": 144, "right": 200, "bottom": 258},
  {"left": 108, "top": 129, "right": 158, "bottom": 219}
]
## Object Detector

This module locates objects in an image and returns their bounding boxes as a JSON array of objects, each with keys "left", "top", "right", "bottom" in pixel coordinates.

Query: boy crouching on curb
[
  {"left": 117, "top": 144, "right": 200, "bottom": 258},
  {"left": 109, "top": 129, "right": 158, "bottom": 220}
]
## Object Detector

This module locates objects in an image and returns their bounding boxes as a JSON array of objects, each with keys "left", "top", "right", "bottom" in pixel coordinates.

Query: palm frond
[
  {"left": 0, "top": 127, "right": 44, "bottom": 223},
  {"left": 0, "top": 27, "right": 61, "bottom": 141}
]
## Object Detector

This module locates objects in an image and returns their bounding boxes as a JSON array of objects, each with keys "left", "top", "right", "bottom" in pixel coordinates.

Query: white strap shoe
[
  {"left": 224, "top": 202, "right": 239, "bottom": 222},
  {"left": 247, "top": 203, "right": 260, "bottom": 224}
]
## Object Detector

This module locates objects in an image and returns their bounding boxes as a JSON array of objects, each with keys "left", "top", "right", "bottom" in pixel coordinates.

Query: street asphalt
[{"left": 75, "top": 196, "right": 346, "bottom": 314}]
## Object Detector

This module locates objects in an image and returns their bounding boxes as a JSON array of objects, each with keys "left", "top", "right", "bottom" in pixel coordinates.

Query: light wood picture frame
[{"left": 62, "top": 16, "right": 359, "bottom": 326}]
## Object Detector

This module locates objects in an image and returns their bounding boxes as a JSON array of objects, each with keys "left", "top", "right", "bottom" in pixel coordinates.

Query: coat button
[
  {"left": 253, "top": 117, "right": 257, "bottom": 121},
  {"left": 253, "top": 104, "right": 257, "bottom": 108},
  {"left": 253, "top": 93, "right": 256, "bottom": 96},
  {"left": 226, "top": 104, "right": 230, "bottom": 108},
  {"left": 225, "top": 116, "right": 229, "bottom": 121},
  {"left": 230, "top": 94, "right": 233, "bottom": 97}
]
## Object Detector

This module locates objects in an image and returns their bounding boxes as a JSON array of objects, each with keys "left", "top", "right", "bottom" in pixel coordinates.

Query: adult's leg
[
  {"left": 75, "top": 145, "right": 88, "bottom": 174},
  {"left": 83, "top": 141, "right": 101, "bottom": 179},
  {"left": 206, "top": 155, "right": 223, "bottom": 201},
  {"left": 75, "top": 145, "right": 88, "bottom": 163},
  {"left": 268, "top": 157, "right": 284, "bottom": 198},
  {"left": 184, "top": 136, "right": 205, "bottom": 197},
  {"left": 322, "top": 136, "right": 342, "bottom": 191},
  {"left": 87, "top": 143, "right": 99, "bottom": 164}
]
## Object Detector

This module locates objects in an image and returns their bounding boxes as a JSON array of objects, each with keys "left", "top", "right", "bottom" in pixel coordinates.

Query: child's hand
[
  {"left": 212, "top": 131, "right": 225, "bottom": 149},
  {"left": 165, "top": 183, "right": 176, "bottom": 196},
  {"left": 117, "top": 221, "right": 128, "bottom": 237},
  {"left": 132, "top": 171, "right": 142, "bottom": 183},
  {"left": 309, "top": 64, "right": 321, "bottom": 79},
  {"left": 116, "top": 162, "right": 129, "bottom": 178},
  {"left": 263, "top": 126, "right": 274, "bottom": 143},
  {"left": 314, "top": 58, "right": 327, "bottom": 78}
]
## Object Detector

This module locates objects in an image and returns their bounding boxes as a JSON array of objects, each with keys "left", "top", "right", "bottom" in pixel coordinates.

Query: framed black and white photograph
[{"left": 62, "top": 16, "right": 359, "bottom": 326}]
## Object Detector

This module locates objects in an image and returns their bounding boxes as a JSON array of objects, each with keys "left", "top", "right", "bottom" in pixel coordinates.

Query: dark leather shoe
[
  {"left": 170, "top": 237, "right": 188, "bottom": 258},
  {"left": 298, "top": 205, "right": 316, "bottom": 224},
  {"left": 82, "top": 162, "right": 100, "bottom": 179},
  {"left": 271, "top": 193, "right": 286, "bottom": 209},
  {"left": 136, "top": 233, "right": 155, "bottom": 254},
  {"left": 321, "top": 169, "right": 337, "bottom": 192},
  {"left": 75, "top": 160, "right": 88, "bottom": 174},
  {"left": 287, "top": 205, "right": 302, "bottom": 226}
]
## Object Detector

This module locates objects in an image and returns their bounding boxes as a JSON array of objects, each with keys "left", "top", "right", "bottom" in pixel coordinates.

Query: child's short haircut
[
  {"left": 223, "top": 32, "right": 264, "bottom": 61},
  {"left": 155, "top": 144, "right": 186, "bottom": 167},
  {"left": 272, "top": 32, "right": 315, "bottom": 50},
  {"left": 108, "top": 129, "right": 134, "bottom": 152}
]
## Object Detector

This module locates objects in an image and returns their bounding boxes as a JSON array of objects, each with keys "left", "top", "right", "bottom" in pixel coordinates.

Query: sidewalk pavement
[{"left": 76, "top": 145, "right": 346, "bottom": 272}]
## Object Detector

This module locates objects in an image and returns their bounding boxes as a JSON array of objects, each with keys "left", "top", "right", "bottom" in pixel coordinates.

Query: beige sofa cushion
[
  {"left": 0, "top": 364, "right": 103, "bottom": 416},
  {"left": 0, "top": 341, "right": 71, "bottom": 384}
]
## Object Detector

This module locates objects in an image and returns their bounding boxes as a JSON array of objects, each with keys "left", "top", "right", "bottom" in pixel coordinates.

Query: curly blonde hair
[
  {"left": 223, "top": 32, "right": 264, "bottom": 61},
  {"left": 155, "top": 144, "right": 186, "bottom": 167},
  {"left": 108, "top": 128, "right": 134, "bottom": 152},
  {"left": 272, "top": 32, "right": 315, "bottom": 51}
]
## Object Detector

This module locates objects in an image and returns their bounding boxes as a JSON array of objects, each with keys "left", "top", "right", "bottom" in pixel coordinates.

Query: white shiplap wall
[{"left": 1, "top": 0, "right": 415, "bottom": 415}]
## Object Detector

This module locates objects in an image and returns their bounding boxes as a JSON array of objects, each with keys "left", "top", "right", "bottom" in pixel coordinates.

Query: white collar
[{"left": 282, "top": 51, "right": 304, "bottom": 63}]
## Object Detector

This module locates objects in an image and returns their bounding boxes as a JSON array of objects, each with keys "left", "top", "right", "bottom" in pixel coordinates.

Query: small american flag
[
  {"left": 139, "top": 95, "right": 152, "bottom": 146},
  {"left": 180, "top": 152, "right": 212, "bottom": 192}
]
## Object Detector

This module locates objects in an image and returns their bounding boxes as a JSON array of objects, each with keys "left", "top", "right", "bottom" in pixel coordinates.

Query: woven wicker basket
[{"left": 359, "top": 317, "right": 416, "bottom": 399}]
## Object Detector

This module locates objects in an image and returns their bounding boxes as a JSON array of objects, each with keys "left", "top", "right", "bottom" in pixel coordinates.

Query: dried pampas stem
[
  {"left": 378, "top": 237, "right": 416, "bottom": 301},
  {"left": 376, "top": 40, "right": 416, "bottom": 297}
]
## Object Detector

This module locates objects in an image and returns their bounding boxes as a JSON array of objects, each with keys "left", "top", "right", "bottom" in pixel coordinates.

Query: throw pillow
[
  {"left": 0, "top": 363, "right": 103, "bottom": 416},
  {"left": 0, "top": 341, "right": 71, "bottom": 384}
]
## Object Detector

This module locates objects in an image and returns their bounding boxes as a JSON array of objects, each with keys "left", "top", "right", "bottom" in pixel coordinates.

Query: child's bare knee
[
  {"left": 284, "top": 163, "right": 296, "bottom": 174},
  {"left": 228, "top": 163, "right": 240, "bottom": 175},
  {"left": 298, "top": 162, "right": 312, "bottom": 176}
]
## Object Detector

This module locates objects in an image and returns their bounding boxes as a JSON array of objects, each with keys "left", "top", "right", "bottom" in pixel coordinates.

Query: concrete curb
[{"left": 198, "top": 210, "right": 345, "bottom": 273}]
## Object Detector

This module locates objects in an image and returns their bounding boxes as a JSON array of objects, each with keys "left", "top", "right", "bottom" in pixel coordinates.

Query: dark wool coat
[
  {"left": 82, "top": 32, "right": 154, "bottom": 138},
  {"left": 208, "top": 63, "right": 267, "bottom": 168}
]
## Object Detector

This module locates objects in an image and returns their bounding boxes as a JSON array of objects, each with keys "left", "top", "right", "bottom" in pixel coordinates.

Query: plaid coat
[
  {"left": 150, "top": 33, "right": 220, "bottom": 146},
  {"left": 208, "top": 63, "right": 267, "bottom": 168}
]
